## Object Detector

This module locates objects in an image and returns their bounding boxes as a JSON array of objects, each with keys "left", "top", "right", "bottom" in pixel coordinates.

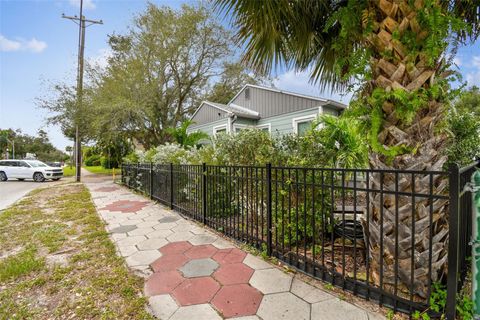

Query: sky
[{"left": 1, "top": 0, "right": 479, "bottom": 152}]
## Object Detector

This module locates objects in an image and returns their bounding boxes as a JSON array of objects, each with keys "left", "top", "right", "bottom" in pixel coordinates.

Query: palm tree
[
  {"left": 215, "top": 0, "right": 479, "bottom": 300},
  {"left": 166, "top": 119, "right": 209, "bottom": 148}
]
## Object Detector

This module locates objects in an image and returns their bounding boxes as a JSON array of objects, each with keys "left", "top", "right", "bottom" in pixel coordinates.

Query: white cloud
[
  {"left": 465, "top": 55, "right": 480, "bottom": 87},
  {"left": 25, "top": 38, "right": 47, "bottom": 53},
  {"left": 0, "top": 35, "right": 21, "bottom": 51},
  {"left": 0, "top": 34, "right": 47, "bottom": 53},
  {"left": 472, "top": 56, "right": 480, "bottom": 69},
  {"left": 69, "top": 0, "right": 96, "bottom": 10},
  {"left": 87, "top": 48, "right": 112, "bottom": 69},
  {"left": 273, "top": 69, "right": 353, "bottom": 104}
]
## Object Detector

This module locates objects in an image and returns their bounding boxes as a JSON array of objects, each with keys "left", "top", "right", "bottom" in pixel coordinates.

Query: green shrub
[
  {"left": 84, "top": 154, "right": 101, "bottom": 166},
  {"left": 445, "top": 109, "right": 480, "bottom": 167},
  {"left": 101, "top": 156, "right": 119, "bottom": 169}
]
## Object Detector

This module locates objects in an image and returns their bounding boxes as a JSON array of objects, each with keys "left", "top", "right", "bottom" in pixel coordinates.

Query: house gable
[
  {"left": 190, "top": 101, "right": 230, "bottom": 126},
  {"left": 229, "top": 84, "right": 335, "bottom": 118}
]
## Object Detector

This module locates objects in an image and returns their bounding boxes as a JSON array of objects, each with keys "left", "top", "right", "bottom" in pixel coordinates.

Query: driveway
[{"left": 0, "top": 179, "right": 68, "bottom": 211}]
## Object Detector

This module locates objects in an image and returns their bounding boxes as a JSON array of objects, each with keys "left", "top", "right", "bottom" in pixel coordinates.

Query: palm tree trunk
[{"left": 363, "top": 0, "right": 449, "bottom": 299}]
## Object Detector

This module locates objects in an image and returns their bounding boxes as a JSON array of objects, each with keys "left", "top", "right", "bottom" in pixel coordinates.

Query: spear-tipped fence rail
[{"left": 121, "top": 160, "right": 480, "bottom": 319}]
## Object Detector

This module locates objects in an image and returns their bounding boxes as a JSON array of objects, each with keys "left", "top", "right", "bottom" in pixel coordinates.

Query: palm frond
[{"left": 215, "top": 0, "right": 352, "bottom": 92}]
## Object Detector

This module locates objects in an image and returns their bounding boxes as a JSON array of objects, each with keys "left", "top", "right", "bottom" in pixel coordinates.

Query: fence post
[
  {"left": 266, "top": 163, "right": 273, "bottom": 256},
  {"left": 446, "top": 163, "right": 460, "bottom": 320},
  {"left": 169, "top": 163, "right": 174, "bottom": 209},
  {"left": 202, "top": 163, "right": 207, "bottom": 225},
  {"left": 149, "top": 162, "right": 153, "bottom": 200}
]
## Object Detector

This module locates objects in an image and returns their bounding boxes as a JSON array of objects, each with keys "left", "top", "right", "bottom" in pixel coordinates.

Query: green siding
[
  {"left": 188, "top": 118, "right": 229, "bottom": 136},
  {"left": 257, "top": 107, "right": 320, "bottom": 135}
]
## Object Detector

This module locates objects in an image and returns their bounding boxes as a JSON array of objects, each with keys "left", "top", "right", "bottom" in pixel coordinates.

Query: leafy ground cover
[{"left": 0, "top": 183, "right": 153, "bottom": 319}]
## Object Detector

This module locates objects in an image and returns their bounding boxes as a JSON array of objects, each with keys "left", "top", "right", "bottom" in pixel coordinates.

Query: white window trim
[
  {"left": 233, "top": 123, "right": 249, "bottom": 133},
  {"left": 213, "top": 124, "right": 228, "bottom": 136},
  {"left": 292, "top": 114, "right": 317, "bottom": 134},
  {"left": 256, "top": 123, "right": 271, "bottom": 133}
]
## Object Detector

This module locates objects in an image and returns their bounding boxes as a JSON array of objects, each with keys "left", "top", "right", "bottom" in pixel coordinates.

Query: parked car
[{"left": 0, "top": 159, "right": 63, "bottom": 182}]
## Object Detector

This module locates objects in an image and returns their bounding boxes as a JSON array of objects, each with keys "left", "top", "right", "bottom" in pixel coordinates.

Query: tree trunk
[{"left": 363, "top": 0, "right": 449, "bottom": 299}]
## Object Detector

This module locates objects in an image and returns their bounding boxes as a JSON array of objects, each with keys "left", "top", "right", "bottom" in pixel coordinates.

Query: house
[{"left": 187, "top": 84, "right": 347, "bottom": 138}]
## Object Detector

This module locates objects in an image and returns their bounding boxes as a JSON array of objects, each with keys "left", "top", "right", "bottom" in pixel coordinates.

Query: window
[
  {"left": 297, "top": 121, "right": 312, "bottom": 136},
  {"left": 213, "top": 124, "right": 228, "bottom": 136},
  {"left": 19, "top": 161, "right": 30, "bottom": 167},
  {"left": 256, "top": 123, "right": 271, "bottom": 133},
  {"left": 292, "top": 115, "right": 316, "bottom": 136}
]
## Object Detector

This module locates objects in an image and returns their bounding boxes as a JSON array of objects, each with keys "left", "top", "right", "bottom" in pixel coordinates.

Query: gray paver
[
  {"left": 147, "top": 229, "right": 174, "bottom": 239},
  {"left": 137, "top": 221, "right": 160, "bottom": 228},
  {"left": 153, "top": 222, "right": 177, "bottom": 230},
  {"left": 127, "top": 227, "right": 155, "bottom": 236},
  {"left": 158, "top": 216, "right": 180, "bottom": 223},
  {"left": 243, "top": 254, "right": 273, "bottom": 270},
  {"left": 311, "top": 298, "right": 369, "bottom": 320},
  {"left": 137, "top": 238, "right": 168, "bottom": 251},
  {"left": 110, "top": 225, "right": 137, "bottom": 233},
  {"left": 189, "top": 234, "right": 217, "bottom": 245},
  {"left": 117, "top": 245, "right": 137, "bottom": 257},
  {"left": 125, "top": 250, "right": 162, "bottom": 266},
  {"left": 179, "top": 258, "right": 219, "bottom": 277},
  {"left": 291, "top": 278, "right": 333, "bottom": 303},
  {"left": 166, "top": 231, "right": 194, "bottom": 242},
  {"left": 117, "top": 235, "right": 147, "bottom": 247},
  {"left": 111, "top": 233, "right": 127, "bottom": 241},
  {"left": 249, "top": 268, "right": 292, "bottom": 294},
  {"left": 149, "top": 294, "right": 179, "bottom": 319},
  {"left": 170, "top": 304, "right": 222, "bottom": 320},
  {"left": 211, "top": 238, "right": 235, "bottom": 249},
  {"left": 257, "top": 292, "right": 310, "bottom": 320}
]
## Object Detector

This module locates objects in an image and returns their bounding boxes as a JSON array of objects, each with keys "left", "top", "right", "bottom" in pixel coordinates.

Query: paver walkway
[{"left": 83, "top": 174, "right": 384, "bottom": 320}]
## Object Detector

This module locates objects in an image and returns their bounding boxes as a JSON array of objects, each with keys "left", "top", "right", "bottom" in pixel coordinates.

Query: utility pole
[{"left": 62, "top": 0, "right": 102, "bottom": 182}]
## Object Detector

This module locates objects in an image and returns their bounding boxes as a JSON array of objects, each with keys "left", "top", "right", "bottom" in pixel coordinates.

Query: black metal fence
[{"left": 121, "top": 161, "right": 479, "bottom": 319}]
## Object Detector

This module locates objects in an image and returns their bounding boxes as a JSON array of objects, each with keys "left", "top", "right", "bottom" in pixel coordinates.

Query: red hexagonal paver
[
  {"left": 159, "top": 241, "right": 193, "bottom": 255},
  {"left": 99, "top": 200, "right": 149, "bottom": 213},
  {"left": 144, "top": 270, "right": 184, "bottom": 296},
  {"left": 212, "top": 248, "right": 247, "bottom": 264},
  {"left": 150, "top": 254, "right": 189, "bottom": 272},
  {"left": 185, "top": 244, "right": 218, "bottom": 259},
  {"left": 213, "top": 263, "right": 254, "bottom": 285},
  {"left": 172, "top": 277, "right": 220, "bottom": 306},
  {"left": 211, "top": 284, "right": 263, "bottom": 318}
]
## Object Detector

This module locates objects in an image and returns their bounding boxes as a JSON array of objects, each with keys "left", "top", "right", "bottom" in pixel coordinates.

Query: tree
[
  {"left": 90, "top": 4, "right": 232, "bottom": 149},
  {"left": 446, "top": 86, "right": 480, "bottom": 166},
  {"left": 0, "top": 128, "right": 67, "bottom": 161},
  {"left": 453, "top": 85, "right": 480, "bottom": 117},
  {"left": 37, "top": 81, "right": 96, "bottom": 144},
  {"left": 215, "top": 0, "right": 480, "bottom": 300},
  {"left": 203, "top": 62, "right": 272, "bottom": 104}
]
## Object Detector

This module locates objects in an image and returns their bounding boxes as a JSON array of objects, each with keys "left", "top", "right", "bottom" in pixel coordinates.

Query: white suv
[{"left": 0, "top": 159, "right": 63, "bottom": 182}]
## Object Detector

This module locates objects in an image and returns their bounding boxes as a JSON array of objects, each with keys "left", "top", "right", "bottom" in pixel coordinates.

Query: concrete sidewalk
[{"left": 84, "top": 177, "right": 384, "bottom": 320}]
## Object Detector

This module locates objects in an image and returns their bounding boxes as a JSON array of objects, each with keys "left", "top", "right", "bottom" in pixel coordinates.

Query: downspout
[{"left": 228, "top": 113, "right": 237, "bottom": 134}]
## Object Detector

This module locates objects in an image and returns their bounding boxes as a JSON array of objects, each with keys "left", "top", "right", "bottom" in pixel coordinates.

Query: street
[{"left": 0, "top": 179, "right": 65, "bottom": 211}]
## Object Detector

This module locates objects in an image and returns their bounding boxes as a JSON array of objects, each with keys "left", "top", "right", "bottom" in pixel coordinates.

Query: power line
[{"left": 62, "top": 0, "right": 103, "bottom": 182}]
